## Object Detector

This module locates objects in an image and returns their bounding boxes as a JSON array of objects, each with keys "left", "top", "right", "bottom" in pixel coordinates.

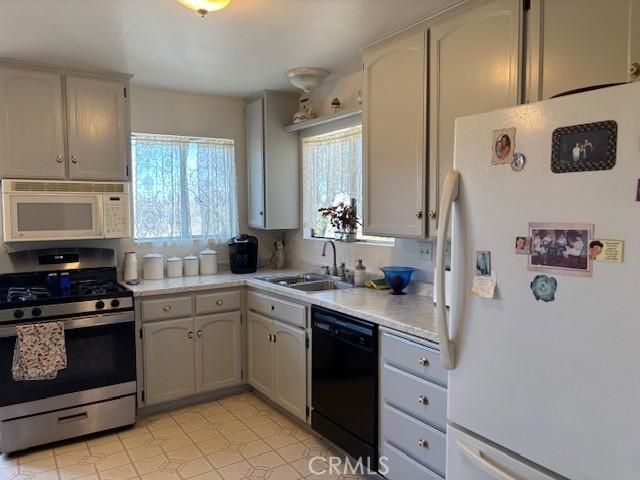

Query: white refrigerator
[{"left": 435, "top": 82, "right": 640, "bottom": 480}]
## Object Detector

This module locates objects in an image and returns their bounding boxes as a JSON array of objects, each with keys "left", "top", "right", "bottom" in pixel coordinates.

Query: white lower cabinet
[
  {"left": 247, "top": 309, "right": 307, "bottom": 421},
  {"left": 380, "top": 329, "right": 447, "bottom": 479},
  {"left": 143, "top": 318, "right": 196, "bottom": 405},
  {"left": 141, "top": 291, "right": 242, "bottom": 407}
]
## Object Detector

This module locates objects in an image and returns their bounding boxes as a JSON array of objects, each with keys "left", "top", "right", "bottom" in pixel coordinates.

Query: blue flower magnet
[{"left": 530, "top": 275, "right": 557, "bottom": 302}]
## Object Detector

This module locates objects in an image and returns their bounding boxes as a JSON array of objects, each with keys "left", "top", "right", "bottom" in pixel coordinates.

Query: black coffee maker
[{"left": 228, "top": 235, "right": 259, "bottom": 273}]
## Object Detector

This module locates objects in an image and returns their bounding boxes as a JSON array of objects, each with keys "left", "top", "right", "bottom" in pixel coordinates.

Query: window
[
  {"left": 302, "top": 125, "right": 392, "bottom": 243},
  {"left": 131, "top": 133, "right": 238, "bottom": 241}
]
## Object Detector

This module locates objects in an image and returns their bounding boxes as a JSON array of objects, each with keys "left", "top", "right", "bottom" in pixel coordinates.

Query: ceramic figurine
[
  {"left": 356, "top": 90, "right": 363, "bottom": 104},
  {"left": 293, "top": 97, "right": 316, "bottom": 123}
]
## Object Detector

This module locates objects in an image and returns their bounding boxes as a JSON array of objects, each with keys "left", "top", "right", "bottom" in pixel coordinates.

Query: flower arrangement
[{"left": 318, "top": 202, "right": 360, "bottom": 241}]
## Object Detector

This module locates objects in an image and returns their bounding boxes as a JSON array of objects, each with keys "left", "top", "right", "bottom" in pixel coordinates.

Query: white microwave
[{"left": 2, "top": 179, "right": 131, "bottom": 242}]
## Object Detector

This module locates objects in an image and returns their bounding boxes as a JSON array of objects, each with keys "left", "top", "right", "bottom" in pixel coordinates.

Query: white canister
[
  {"left": 184, "top": 255, "right": 199, "bottom": 276},
  {"left": 123, "top": 252, "right": 138, "bottom": 282},
  {"left": 142, "top": 253, "right": 163, "bottom": 280},
  {"left": 166, "top": 257, "right": 183, "bottom": 278},
  {"left": 199, "top": 249, "right": 218, "bottom": 275}
]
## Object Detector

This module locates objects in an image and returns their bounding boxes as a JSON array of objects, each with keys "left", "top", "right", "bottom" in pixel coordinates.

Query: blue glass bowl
[{"left": 380, "top": 266, "right": 417, "bottom": 295}]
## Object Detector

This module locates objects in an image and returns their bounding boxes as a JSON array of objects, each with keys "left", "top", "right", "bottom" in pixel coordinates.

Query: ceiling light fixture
[{"left": 178, "top": 0, "right": 231, "bottom": 17}]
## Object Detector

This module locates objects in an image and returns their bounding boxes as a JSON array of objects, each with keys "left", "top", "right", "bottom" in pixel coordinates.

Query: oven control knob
[
  {"left": 95, "top": 300, "right": 105, "bottom": 310},
  {"left": 14, "top": 309, "right": 24, "bottom": 319},
  {"left": 31, "top": 307, "right": 42, "bottom": 317},
  {"left": 111, "top": 299, "right": 120, "bottom": 308}
]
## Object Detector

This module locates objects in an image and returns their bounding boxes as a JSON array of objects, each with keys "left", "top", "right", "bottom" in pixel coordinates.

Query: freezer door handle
[
  {"left": 458, "top": 440, "right": 518, "bottom": 480},
  {"left": 435, "top": 169, "right": 459, "bottom": 370}
]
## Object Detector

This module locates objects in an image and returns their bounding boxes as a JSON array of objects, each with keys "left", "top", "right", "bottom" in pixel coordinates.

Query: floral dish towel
[{"left": 12, "top": 322, "right": 67, "bottom": 381}]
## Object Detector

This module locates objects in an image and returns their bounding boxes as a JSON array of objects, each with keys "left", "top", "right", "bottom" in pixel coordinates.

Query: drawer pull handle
[
  {"left": 163, "top": 305, "right": 172, "bottom": 312},
  {"left": 418, "top": 438, "right": 429, "bottom": 449},
  {"left": 216, "top": 299, "right": 224, "bottom": 306},
  {"left": 197, "top": 330, "right": 202, "bottom": 338},
  {"left": 58, "top": 412, "right": 88, "bottom": 424},
  {"left": 188, "top": 331, "right": 194, "bottom": 339},
  {"left": 418, "top": 395, "right": 429, "bottom": 405},
  {"left": 270, "top": 305, "right": 275, "bottom": 311},
  {"left": 268, "top": 334, "right": 273, "bottom": 342},
  {"left": 272, "top": 334, "right": 276, "bottom": 343},
  {"left": 419, "top": 357, "right": 429, "bottom": 367}
]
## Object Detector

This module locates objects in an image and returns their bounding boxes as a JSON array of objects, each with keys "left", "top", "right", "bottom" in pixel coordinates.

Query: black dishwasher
[{"left": 311, "top": 305, "right": 378, "bottom": 470}]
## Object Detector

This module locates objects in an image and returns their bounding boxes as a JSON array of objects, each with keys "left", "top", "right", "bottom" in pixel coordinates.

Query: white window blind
[{"left": 131, "top": 133, "right": 238, "bottom": 241}]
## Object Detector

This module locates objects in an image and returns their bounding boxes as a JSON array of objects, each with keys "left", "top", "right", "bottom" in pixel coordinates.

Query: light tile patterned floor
[{"left": 0, "top": 392, "right": 373, "bottom": 480}]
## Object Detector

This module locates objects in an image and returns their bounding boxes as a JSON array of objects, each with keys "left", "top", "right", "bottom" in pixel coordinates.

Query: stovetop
[{"left": 0, "top": 280, "right": 129, "bottom": 307}]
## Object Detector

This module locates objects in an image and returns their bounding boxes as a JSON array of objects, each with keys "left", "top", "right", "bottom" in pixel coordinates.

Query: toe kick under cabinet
[
  {"left": 379, "top": 328, "right": 448, "bottom": 479},
  {"left": 138, "top": 289, "right": 243, "bottom": 407}
]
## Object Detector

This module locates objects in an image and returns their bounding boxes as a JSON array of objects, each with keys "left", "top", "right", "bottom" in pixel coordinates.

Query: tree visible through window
[
  {"left": 132, "top": 133, "right": 238, "bottom": 241},
  {"left": 302, "top": 125, "right": 392, "bottom": 243}
]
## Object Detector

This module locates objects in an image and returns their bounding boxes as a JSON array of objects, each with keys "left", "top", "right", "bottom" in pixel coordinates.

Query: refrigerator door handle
[
  {"left": 435, "top": 170, "right": 460, "bottom": 370},
  {"left": 457, "top": 441, "right": 518, "bottom": 480}
]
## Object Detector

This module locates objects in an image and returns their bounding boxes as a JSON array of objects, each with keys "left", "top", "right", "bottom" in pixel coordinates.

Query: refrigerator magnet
[
  {"left": 530, "top": 275, "right": 557, "bottom": 302},
  {"left": 589, "top": 239, "right": 623, "bottom": 262},
  {"left": 471, "top": 271, "right": 497, "bottom": 299},
  {"left": 551, "top": 120, "right": 617, "bottom": 173},
  {"left": 475, "top": 251, "right": 491, "bottom": 276},
  {"left": 515, "top": 236, "right": 532, "bottom": 255},
  {"left": 492, "top": 128, "right": 516, "bottom": 165}
]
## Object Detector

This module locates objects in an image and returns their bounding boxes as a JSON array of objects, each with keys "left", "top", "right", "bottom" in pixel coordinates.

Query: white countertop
[{"left": 123, "top": 270, "right": 439, "bottom": 344}]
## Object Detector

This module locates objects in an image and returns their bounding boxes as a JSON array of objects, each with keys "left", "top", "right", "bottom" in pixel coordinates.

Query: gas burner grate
[{"left": 6, "top": 287, "right": 52, "bottom": 303}]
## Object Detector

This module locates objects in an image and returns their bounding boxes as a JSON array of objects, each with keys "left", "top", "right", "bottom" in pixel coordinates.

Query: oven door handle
[{"left": 0, "top": 311, "right": 134, "bottom": 338}]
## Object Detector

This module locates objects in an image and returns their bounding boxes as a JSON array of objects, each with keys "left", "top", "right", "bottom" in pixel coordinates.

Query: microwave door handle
[
  {"left": 96, "top": 196, "right": 105, "bottom": 237},
  {"left": 435, "top": 170, "right": 459, "bottom": 370}
]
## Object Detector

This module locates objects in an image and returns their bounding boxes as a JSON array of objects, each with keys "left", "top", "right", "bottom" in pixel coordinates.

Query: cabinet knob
[
  {"left": 197, "top": 330, "right": 202, "bottom": 338},
  {"left": 56, "top": 154, "right": 64, "bottom": 164},
  {"left": 268, "top": 334, "right": 272, "bottom": 342},
  {"left": 418, "top": 395, "right": 428, "bottom": 405},
  {"left": 259, "top": 211, "right": 264, "bottom": 216},
  {"left": 216, "top": 299, "right": 223, "bottom": 306},
  {"left": 270, "top": 305, "right": 275, "bottom": 311},
  {"left": 71, "top": 155, "right": 78, "bottom": 164},
  {"left": 272, "top": 334, "right": 276, "bottom": 343},
  {"left": 188, "top": 331, "right": 194, "bottom": 339},
  {"left": 630, "top": 62, "right": 640, "bottom": 78},
  {"left": 163, "top": 305, "right": 172, "bottom": 312},
  {"left": 419, "top": 357, "right": 429, "bottom": 367},
  {"left": 428, "top": 209, "right": 437, "bottom": 219},
  {"left": 416, "top": 209, "right": 423, "bottom": 219},
  {"left": 418, "top": 438, "right": 429, "bottom": 449}
]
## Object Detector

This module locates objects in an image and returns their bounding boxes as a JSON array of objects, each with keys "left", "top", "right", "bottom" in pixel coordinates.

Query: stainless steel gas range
[{"left": 0, "top": 248, "right": 136, "bottom": 453}]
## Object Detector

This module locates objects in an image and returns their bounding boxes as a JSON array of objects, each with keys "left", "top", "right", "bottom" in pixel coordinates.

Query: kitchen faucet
[{"left": 321, "top": 240, "right": 338, "bottom": 276}]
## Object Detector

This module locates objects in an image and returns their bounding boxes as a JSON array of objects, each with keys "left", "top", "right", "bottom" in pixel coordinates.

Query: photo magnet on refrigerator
[
  {"left": 530, "top": 275, "right": 557, "bottom": 302},
  {"left": 492, "top": 128, "right": 515, "bottom": 165},
  {"left": 589, "top": 239, "right": 624, "bottom": 262},
  {"left": 515, "top": 236, "right": 532, "bottom": 255}
]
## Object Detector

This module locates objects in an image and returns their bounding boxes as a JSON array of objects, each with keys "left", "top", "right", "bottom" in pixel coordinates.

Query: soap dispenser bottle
[{"left": 354, "top": 259, "right": 367, "bottom": 287}]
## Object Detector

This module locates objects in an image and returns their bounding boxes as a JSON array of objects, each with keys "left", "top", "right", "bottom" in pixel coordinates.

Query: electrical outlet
[{"left": 418, "top": 242, "right": 433, "bottom": 261}]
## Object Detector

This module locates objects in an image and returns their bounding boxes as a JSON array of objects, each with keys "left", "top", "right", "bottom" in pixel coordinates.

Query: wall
[
  {"left": 0, "top": 85, "right": 279, "bottom": 274},
  {"left": 285, "top": 72, "right": 436, "bottom": 282}
]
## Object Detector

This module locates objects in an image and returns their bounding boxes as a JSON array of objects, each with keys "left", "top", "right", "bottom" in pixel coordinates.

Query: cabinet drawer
[
  {"left": 247, "top": 291, "right": 305, "bottom": 328},
  {"left": 382, "top": 442, "right": 443, "bottom": 480},
  {"left": 381, "top": 331, "right": 447, "bottom": 386},
  {"left": 382, "top": 404, "right": 446, "bottom": 477},
  {"left": 196, "top": 290, "right": 241, "bottom": 314},
  {"left": 142, "top": 296, "right": 193, "bottom": 321},
  {"left": 382, "top": 364, "right": 447, "bottom": 432}
]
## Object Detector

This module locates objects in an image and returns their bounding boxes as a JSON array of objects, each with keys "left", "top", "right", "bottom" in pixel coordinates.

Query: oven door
[
  {"left": 0, "top": 312, "right": 135, "bottom": 419},
  {"left": 3, "top": 193, "right": 104, "bottom": 242}
]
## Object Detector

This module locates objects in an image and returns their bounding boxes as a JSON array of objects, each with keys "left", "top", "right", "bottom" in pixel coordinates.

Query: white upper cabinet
[
  {"left": 246, "top": 91, "right": 299, "bottom": 230},
  {"left": 363, "top": 29, "right": 427, "bottom": 238},
  {"left": 0, "top": 61, "right": 131, "bottom": 181},
  {"left": 0, "top": 68, "right": 66, "bottom": 179},
  {"left": 66, "top": 75, "right": 128, "bottom": 180},
  {"left": 527, "top": 0, "right": 639, "bottom": 101},
  {"left": 429, "top": 0, "right": 522, "bottom": 233}
]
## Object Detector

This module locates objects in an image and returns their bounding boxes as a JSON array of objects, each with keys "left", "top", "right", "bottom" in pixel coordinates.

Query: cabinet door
[
  {"left": 272, "top": 319, "right": 306, "bottom": 421},
  {"left": 195, "top": 312, "right": 242, "bottom": 393},
  {"left": 531, "top": 0, "right": 634, "bottom": 100},
  {"left": 66, "top": 75, "right": 128, "bottom": 180},
  {"left": 363, "top": 29, "right": 427, "bottom": 238},
  {"left": 0, "top": 67, "right": 66, "bottom": 179},
  {"left": 247, "top": 311, "right": 273, "bottom": 396},
  {"left": 429, "top": 0, "right": 521, "bottom": 233},
  {"left": 246, "top": 96, "right": 265, "bottom": 228},
  {"left": 143, "top": 318, "right": 196, "bottom": 405}
]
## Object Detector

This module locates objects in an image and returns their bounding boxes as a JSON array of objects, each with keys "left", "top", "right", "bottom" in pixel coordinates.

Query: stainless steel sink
[
  {"left": 288, "top": 280, "right": 353, "bottom": 292},
  {"left": 257, "top": 273, "right": 353, "bottom": 292}
]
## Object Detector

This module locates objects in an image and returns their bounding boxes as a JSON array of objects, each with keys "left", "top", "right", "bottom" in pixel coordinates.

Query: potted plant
[{"left": 318, "top": 201, "right": 360, "bottom": 242}]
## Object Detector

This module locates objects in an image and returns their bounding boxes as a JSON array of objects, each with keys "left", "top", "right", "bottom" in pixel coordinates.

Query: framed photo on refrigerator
[
  {"left": 528, "top": 222, "right": 594, "bottom": 277},
  {"left": 551, "top": 120, "right": 617, "bottom": 173}
]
